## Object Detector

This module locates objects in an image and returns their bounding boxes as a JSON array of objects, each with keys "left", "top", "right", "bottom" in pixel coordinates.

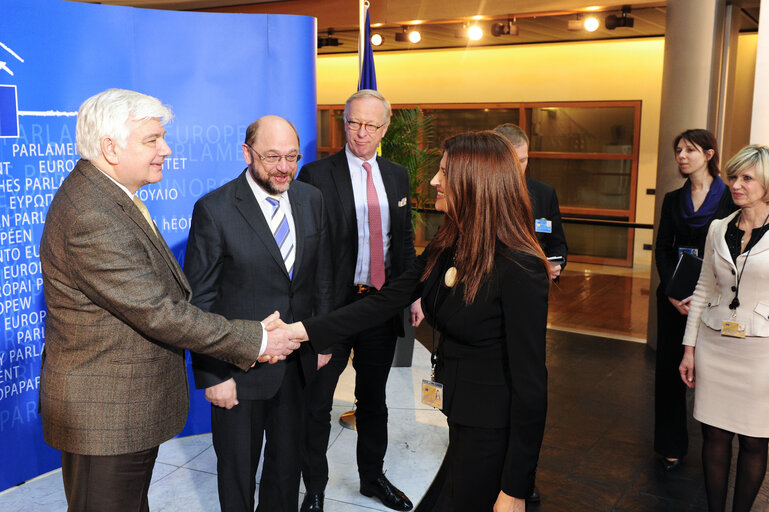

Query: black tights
[{"left": 701, "top": 423, "right": 769, "bottom": 512}]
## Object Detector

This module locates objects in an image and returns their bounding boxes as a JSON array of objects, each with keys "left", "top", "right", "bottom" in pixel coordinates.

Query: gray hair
[
  {"left": 76, "top": 88, "right": 173, "bottom": 161},
  {"left": 343, "top": 89, "right": 391, "bottom": 123},
  {"left": 494, "top": 123, "right": 529, "bottom": 147},
  {"left": 724, "top": 144, "right": 769, "bottom": 202}
]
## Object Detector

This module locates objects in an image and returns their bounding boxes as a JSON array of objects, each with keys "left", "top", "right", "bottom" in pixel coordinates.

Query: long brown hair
[{"left": 422, "top": 131, "right": 547, "bottom": 303}]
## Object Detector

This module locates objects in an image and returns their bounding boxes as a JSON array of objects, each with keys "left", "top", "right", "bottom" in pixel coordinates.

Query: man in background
[
  {"left": 186, "top": 115, "right": 333, "bottom": 512},
  {"left": 496, "top": 123, "right": 568, "bottom": 281},
  {"left": 297, "top": 89, "right": 420, "bottom": 512},
  {"left": 39, "top": 89, "right": 298, "bottom": 512}
]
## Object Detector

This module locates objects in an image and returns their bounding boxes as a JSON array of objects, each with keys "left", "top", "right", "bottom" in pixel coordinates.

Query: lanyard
[{"left": 729, "top": 211, "right": 769, "bottom": 312}]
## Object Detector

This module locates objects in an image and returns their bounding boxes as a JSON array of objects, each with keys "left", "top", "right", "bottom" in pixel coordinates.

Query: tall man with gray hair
[
  {"left": 297, "top": 89, "right": 420, "bottom": 512},
  {"left": 39, "top": 88, "right": 298, "bottom": 511}
]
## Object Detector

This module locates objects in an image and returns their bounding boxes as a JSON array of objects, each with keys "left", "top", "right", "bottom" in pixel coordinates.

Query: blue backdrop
[{"left": 0, "top": 0, "right": 317, "bottom": 491}]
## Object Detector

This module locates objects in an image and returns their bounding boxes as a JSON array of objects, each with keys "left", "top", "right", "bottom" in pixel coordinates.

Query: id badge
[
  {"left": 721, "top": 320, "right": 746, "bottom": 338},
  {"left": 678, "top": 247, "right": 699, "bottom": 258},
  {"left": 421, "top": 379, "right": 443, "bottom": 409},
  {"left": 535, "top": 218, "right": 552, "bottom": 234}
]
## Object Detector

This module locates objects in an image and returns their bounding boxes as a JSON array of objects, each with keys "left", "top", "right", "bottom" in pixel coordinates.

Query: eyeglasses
[
  {"left": 345, "top": 118, "right": 386, "bottom": 134},
  {"left": 245, "top": 145, "right": 302, "bottom": 164}
]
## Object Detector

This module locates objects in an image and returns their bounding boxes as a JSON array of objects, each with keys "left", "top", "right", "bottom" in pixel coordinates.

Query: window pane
[
  {"left": 563, "top": 223, "right": 631, "bottom": 260},
  {"left": 421, "top": 108, "right": 520, "bottom": 147},
  {"left": 528, "top": 158, "right": 632, "bottom": 210},
  {"left": 318, "top": 110, "right": 330, "bottom": 147},
  {"left": 528, "top": 107, "right": 635, "bottom": 153}
]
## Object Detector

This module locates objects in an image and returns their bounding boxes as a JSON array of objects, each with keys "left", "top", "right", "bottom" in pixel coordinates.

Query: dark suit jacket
[
  {"left": 297, "top": 149, "right": 416, "bottom": 335},
  {"left": 302, "top": 247, "right": 549, "bottom": 498},
  {"left": 527, "top": 177, "right": 568, "bottom": 267},
  {"left": 39, "top": 160, "right": 263, "bottom": 456},
  {"left": 186, "top": 171, "right": 333, "bottom": 399}
]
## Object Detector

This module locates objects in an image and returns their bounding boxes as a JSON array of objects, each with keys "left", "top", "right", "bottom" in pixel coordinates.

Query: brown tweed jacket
[{"left": 39, "top": 159, "right": 263, "bottom": 456}]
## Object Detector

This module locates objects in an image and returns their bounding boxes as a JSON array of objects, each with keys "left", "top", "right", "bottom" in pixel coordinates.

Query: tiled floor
[
  {"left": 6, "top": 327, "right": 769, "bottom": 511},
  {"left": 0, "top": 343, "right": 448, "bottom": 512}
]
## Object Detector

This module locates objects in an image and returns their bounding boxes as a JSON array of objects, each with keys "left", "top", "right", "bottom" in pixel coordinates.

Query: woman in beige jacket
[{"left": 680, "top": 144, "right": 769, "bottom": 512}]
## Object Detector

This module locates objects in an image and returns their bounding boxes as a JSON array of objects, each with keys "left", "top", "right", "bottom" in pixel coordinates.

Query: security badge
[
  {"left": 678, "top": 247, "right": 699, "bottom": 258},
  {"left": 421, "top": 379, "right": 443, "bottom": 409},
  {"left": 721, "top": 320, "right": 746, "bottom": 338},
  {"left": 535, "top": 218, "right": 552, "bottom": 234}
]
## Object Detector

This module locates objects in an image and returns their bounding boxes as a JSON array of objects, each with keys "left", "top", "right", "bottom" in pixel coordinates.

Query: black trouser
[
  {"left": 61, "top": 446, "right": 158, "bottom": 512},
  {"left": 301, "top": 315, "right": 397, "bottom": 493},
  {"left": 654, "top": 287, "right": 690, "bottom": 459},
  {"left": 212, "top": 359, "right": 304, "bottom": 512}
]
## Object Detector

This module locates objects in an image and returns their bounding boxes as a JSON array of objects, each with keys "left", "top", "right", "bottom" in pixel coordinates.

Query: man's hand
[
  {"left": 255, "top": 311, "right": 302, "bottom": 365},
  {"left": 205, "top": 378, "right": 238, "bottom": 409},
  {"left": 318, "top": 353, "right": 332, "bottom": 370},
  {"left": 548, "top": 262, "right": 562, "bottom": 281},
  {"left": 410, "top": 298, "right": 425, "bottom": 327}
]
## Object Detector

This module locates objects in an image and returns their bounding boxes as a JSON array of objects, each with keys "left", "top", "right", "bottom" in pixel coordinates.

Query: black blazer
[
  {"left": 655, "top": 185, "right": 735, "bottom": 287},
  {"left": 297, "top": 149, "right": 416, "bottom": 334},
  {"left": 527, "top": 177, "right": 568, "bottom": 267},
  {"left": 304, "top": 246, "right": 549, "bottom": 498},
  {"left": 185, "top": 171, "right": 333, "bottom": 399}
]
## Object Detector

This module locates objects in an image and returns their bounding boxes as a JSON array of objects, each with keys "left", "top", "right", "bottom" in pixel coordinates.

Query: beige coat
[
  {"left": 684, "top": 210, "right": 769, "bottom": 346},
  {"left": 39, "top": 160, "right": 263, "bottom": 456}
]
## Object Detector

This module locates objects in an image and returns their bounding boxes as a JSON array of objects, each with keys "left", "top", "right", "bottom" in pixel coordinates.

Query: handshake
[{"left": 255, "top": 311, "right": 310, "bottom": 365}]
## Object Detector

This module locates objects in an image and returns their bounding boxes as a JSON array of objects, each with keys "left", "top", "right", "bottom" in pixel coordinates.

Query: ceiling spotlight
[
  {"left": 395, "top": 26, "right": 421, "bottom": 43},
  {"left": 318, "top": 28, "right": 340, "bottom": 48},
  {"left": 584, "top": 16, "right": 600, "bottom": 32},
  {"left": 605, "top": 5, "right": 635, "bottom": 30},
  {"left": 370, "top": 33, "right": 383, "bottom": 46},
  {"left": 491, "top": 19, "right": 519, "bottom": 37},
  {"left": 467, "top": 25, "right": 483, "bottom": 40}
]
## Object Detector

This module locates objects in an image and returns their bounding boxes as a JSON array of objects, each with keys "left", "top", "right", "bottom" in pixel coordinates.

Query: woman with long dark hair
[
  {"left": 274, "top": 131, "right": 549, "bottom": 511},
  {"left": 653, "top": 129, "right": 735, "bottom": 471}
]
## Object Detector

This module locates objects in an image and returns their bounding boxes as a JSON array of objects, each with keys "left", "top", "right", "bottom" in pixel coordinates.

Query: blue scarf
[{"left": 679, "top": 175, "right": 726, "bottom": 228}]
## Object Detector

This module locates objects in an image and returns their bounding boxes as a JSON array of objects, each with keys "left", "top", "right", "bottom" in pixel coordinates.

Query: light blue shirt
[{"left": 345, "top": 145, "right": 392, "bottom": 286}]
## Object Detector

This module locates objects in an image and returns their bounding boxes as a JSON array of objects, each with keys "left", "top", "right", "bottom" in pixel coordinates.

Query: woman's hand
[
  {"left": 679, "top": 345, "right": 695, "bottom": 388},
  {"left": 668, "top": 295, "right": 692, "bottom": 315},
  {"left": 493, "top": 491, "right": 525, "bottom": 512}
]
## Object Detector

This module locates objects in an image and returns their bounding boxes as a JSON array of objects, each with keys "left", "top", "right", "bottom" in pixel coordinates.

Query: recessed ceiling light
[
  {"left": 584, "top": 16, "right": 600, "bottom": 32},
  {"left": 467, "top": 25, "right": 483, "bottom": 40}
]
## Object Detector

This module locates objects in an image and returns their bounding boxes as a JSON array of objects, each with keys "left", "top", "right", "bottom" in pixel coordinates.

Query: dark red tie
[{"left": 363, "top": 162, "right": 385, "bottom": 290}]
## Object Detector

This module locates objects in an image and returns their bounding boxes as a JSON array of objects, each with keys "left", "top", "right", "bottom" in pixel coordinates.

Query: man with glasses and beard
[{"left": 186, "top": 115, "right": 333, "bottom": 512}]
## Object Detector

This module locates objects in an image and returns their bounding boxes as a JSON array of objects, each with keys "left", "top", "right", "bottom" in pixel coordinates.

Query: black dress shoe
[
  {"left": 360, "top": 474, "right": 413, "bottom": 511},
  {"left": 527, "top": 486, "right": 541, "bottom": 503},
  {"left": 300, "top": 492, "right": 324, "bottom": 512},
  {"left": 662, "top": 457, "right": 683, "bottom": 472}
]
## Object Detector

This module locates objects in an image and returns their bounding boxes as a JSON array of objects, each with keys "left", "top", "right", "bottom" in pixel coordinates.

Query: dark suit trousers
[
  {"left": 302, "top": 317, "right": 397, "bottom": 492},
  {"left": 212, "top": 359, "right": 304, "bottom": 512},
  {"left": 61, "top": 446, "right": 158, "bottom": 512},
  {"left": 654, "top": 287, "right": 690, "bottom": 459}
]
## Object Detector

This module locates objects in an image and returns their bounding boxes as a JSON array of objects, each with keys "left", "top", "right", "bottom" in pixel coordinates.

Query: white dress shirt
[{"left": 345, "top": 145, "right": 391, "bottom": 286}]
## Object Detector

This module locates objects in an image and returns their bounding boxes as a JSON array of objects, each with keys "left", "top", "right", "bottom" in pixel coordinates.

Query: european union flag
[
  {"left": 358, "top": 10, "right": 377, "bottom": 91},
  {"left": 0, "top": 85, "right": 19, "bottom": 138}
]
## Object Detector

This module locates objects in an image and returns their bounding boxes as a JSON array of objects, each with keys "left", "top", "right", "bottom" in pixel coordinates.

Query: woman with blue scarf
[{"left": 654, "top": 129, "right": 736, "bottom": 471}]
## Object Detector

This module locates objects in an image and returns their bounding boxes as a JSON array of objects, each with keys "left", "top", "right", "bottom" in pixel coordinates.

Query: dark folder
[{"left": 664, "top": 252, "right": 703, "bottom": 300}]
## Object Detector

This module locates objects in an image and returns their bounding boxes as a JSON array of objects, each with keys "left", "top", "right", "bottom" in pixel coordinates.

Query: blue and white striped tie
[{"left": 265, "top": 197, "right": 294, "bottom": 279}]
